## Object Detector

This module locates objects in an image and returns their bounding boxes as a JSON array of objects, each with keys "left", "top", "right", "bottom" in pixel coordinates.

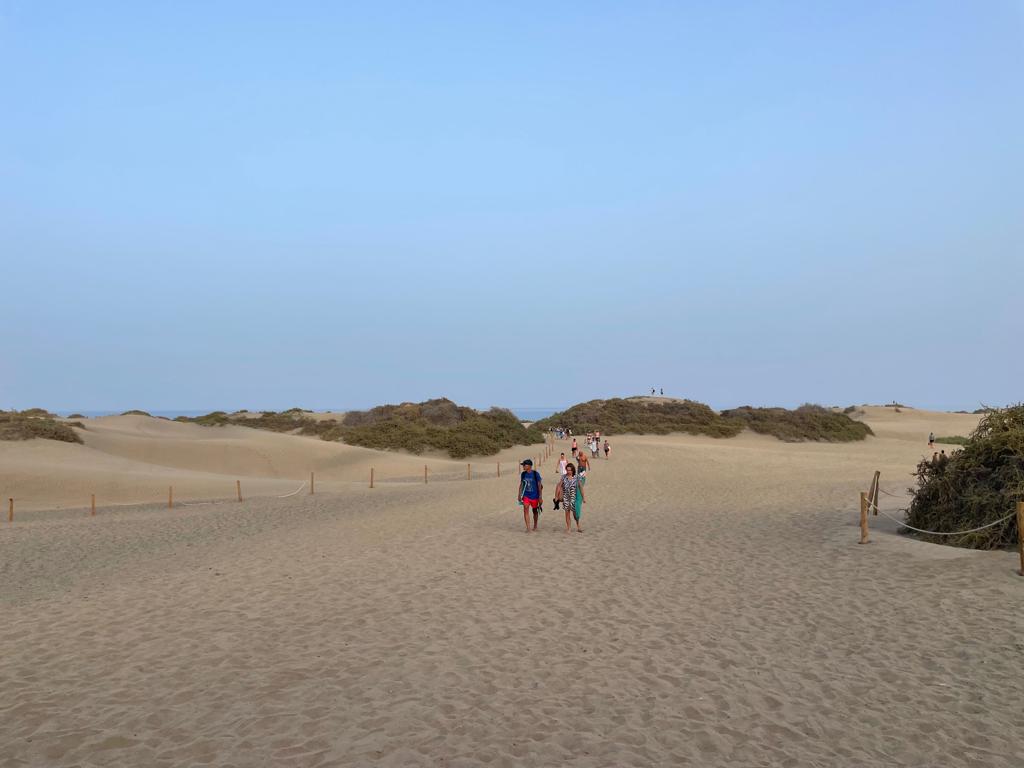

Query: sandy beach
[{"left": 1, "top": 407, "right": 1021, "bottom": 766}]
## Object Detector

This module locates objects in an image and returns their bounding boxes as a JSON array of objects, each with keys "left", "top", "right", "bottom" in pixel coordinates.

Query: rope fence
[
  {"left": 3, "top": 435, "right": 563, "bottom": 522},
  {"left": 857, "top": 470, "right": 1024, "bottom": 576}
]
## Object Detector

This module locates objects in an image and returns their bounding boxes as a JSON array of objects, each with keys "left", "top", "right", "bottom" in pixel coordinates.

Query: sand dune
[
  {"left": 1, "top": 414, "right": 542, "bottom": 512},
  {"left": 3, "top": 406, "right": 1020, "bottom": 766}
]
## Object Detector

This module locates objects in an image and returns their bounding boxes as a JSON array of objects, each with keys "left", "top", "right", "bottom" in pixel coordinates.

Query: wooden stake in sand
[
  {"left": 310, "top": 472, "right": 315, "bottom": 494},
  {"left": 497, "top": 462, "right": 500, "bottom": 478},
  {"left": 236, "top": 480, "right": 242, "bottom": 502},
  {"left": 868, "top": 471, "right": 880, "bottom": 516},
  {"left": 7, "top": 498, "right": 12, "bottom": 523},
  {"left": 424, "top": 465, "right": 428, "bottom": 484},
  {"left": 168, "top": 486, "right": 173, "bottom": 509},
  {"left": 370, "top": 468, "right": 375, "bottom": 489},
  {"left": 858, "top": 491, "right": 869, "bottom": 544},
  {"left": 467, "top": 463, "right": 471, "bottom": 480},
  {"left": 1017, "top": 502, "right": 1024, "bottom": 576},
  {"left": 91, "top": 494, "right": 96, "bottom": 517}
]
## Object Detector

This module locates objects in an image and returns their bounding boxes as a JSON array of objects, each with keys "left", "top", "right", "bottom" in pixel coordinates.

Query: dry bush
[{"left": 906, "top": 404, "right": 1023, "bottom": 549}]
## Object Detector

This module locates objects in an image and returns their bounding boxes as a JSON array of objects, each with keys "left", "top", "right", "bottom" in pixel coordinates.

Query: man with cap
[{"left": 518, "top": 458, "right": 543, "bottom": 532}]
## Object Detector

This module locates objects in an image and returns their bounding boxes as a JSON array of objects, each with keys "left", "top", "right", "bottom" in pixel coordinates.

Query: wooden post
[
  {"left": 7, "top": 498, "right": 12, "bottom": 523},
  {"left": 868, "top": 471, "right": 880, "bottom": 516},
  {"left": 858, "top": 492, "right": 869, "bottom": 544},
  {"left": 370, "top": 468, "right": 374, "bottom": 488},
  {"left": 236, "top": 480, "right": 242, "bottom": 502},
  {"left": 424, "top": 465, "right": 428, "bottom": 484},
  {"left": 467, "top": 463, "right": 471, "bottom": 480},
  {"left": 1017, "top": 502, "right": 1024, "bottom": 576},
  {"left": 91, "top": 494, "right": 96, "bottom": 517},
  {"left": 497, "top": 462, "right": 500, "bottom": 478},
  {"left": 310, "top": 472, "right": 315, "bottom": 494},
  {"left": 168, "top": 486, "right": 173, "bottom": 509}
]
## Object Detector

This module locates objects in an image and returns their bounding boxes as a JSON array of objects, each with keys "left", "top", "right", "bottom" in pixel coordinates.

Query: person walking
[
  {"left": 518, "top": 459, "right": 543, "bottom": 533},
  {"left": 577, "top": 450, "right": 591, "bottom": 486},
  {"left": 558, "top": 452, "right": 568, "bottom": 476},
  {"left": 603, "top": 439, "right": 610, "bottom": 459},
  {"left": 928, "top": 432, "right": 935, "bottom": 448},
  {"left": 556, "top": 462, "right": 586, "bottom": 533},
  {"left": 571, "top": 437, "right": 578, "bottom": 459}
]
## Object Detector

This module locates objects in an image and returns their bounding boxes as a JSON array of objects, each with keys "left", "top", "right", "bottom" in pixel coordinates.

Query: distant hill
[
  {"left": 337, "top": 399, "right": 543, "bottom": 458},
  {"left": 177, "top": 398, "right": 544, "bottom": 459},
  {"left": 720, "top": 405, "right": 873, "bottom": 442},
  {"left": 535, "top": 398, "right": 741, "bottom": 438},
  {"left": 536, "top": 397, "right": 872, "bottom": 443}
]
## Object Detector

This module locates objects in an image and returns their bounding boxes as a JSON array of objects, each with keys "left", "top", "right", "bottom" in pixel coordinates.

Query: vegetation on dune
[
  {"left": 120, "top": 409, "right": 152, "bottom": 417},
  {"left": 907, "top": 404, "right": 1023, "bottom": 549},
  {"left": 934, "top": 436, "right": 968, "bottom": 445},
  {"left": 67, "top": 413, "right": 86, "bottom": 419},
  {"left": 0, "top": 410, "right": 83, "bottom": 444},
  {"left": 536, "top": 398, "right": 872, "bottom": 443},
  {"left": 534, "top": 398, "right": 742, "bottom": 438},
  {"left": 176, "top": 398, "right": 543, "bottom": 458},
  {"left": 20, "top": 407, "right": 57, "bottom": 418},
  {"left": 720, "top": 404, "right": 874, "bottom": 443},
  {"left": 338, "top": 399, "right": 543, "bottom": 459},
  {"left": 176, "top": 409, "right": 311, "bottom": 431}
]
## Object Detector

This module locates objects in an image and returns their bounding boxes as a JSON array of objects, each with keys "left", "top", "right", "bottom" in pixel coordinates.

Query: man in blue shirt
[{"left": 518, "top": 459, "right": 543, "bottom": 533}]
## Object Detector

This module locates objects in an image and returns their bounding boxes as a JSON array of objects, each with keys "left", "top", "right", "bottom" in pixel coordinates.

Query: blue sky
[{"left": 2, "top": 1, "right": 1021, "bottom": 412}]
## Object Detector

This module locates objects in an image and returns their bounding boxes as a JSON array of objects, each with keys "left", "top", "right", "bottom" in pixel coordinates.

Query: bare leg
[
  {"left": 523, "top": 504, "right": 531, "bottom": 532},
  {"left": 532, "top": 510, "right": 539, "bottom": 530},
  {"left": 565, "top": 508, "right": 572, "bottom": 532}
]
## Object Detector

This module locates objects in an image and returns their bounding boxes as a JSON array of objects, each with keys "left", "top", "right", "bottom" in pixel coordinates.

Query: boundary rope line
[{"left": 864, "top": 496, "right": 1017, "bottom": 536}]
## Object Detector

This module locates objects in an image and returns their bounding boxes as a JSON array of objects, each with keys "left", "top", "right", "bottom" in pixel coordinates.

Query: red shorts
[{"left": 521, "top": 497, "right": 540, "bottom": 509}]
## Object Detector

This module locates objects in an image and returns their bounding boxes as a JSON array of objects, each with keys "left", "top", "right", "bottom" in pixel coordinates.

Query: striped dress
[{"left": 561, "top": 475, "right": 580, "bottom": 520}]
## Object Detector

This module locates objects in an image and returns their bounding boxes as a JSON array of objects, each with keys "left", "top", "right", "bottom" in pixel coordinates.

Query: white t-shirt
[{"left": 558, "top": 459, "right": 568, "bottom": 475}]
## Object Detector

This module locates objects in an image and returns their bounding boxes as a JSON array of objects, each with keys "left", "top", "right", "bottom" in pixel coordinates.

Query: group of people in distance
[{"left": 517, "top": 430, "right": 611, "bottom": 534}]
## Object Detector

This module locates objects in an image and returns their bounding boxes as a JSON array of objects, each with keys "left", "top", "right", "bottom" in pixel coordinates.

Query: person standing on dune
[{"left": 571, "top": 437, "right": 578, "bottom": 459}]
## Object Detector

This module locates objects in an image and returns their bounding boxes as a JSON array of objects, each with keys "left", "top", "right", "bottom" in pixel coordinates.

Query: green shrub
[
  {"left": 720, "top": 404, "right": 873, "bottom": 443},
  {"left": 179, "top": 411, "right": 232, "bottom": 426},
  {"left": 906, "top": 405, "right": 1023, "bottom": 549},
  {"left": 0, "top": 411, "right": 83, "bottom": 444},
  {"left": 120, "top": 409, "right": 152, "bottom": 417},
  {"left": 20, "top": 407, "right": 56, "bottom": 418},
  {"left": 67, "top": 413, "right": 86, "bottom": 419},
  {"left": 934, "top": 436, "right": 968, "bottom": 445},
  {"left": 339, "top": 400, "right": 542, "bottom": 458},
  {"left": 536, "top": 398, "right": 871, "bottom": 442}
]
